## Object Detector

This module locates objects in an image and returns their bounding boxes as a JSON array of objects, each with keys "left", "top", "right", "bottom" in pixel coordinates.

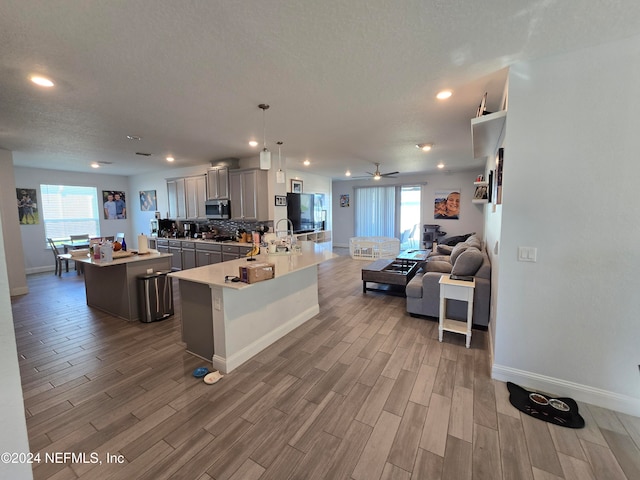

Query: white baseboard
[
  {"left": 10, "top": 286, "right": 29, "bottom": 296},
  {"left": 212, "top": 304, "right": 320, "bottom": 374},
  {"left": 492, "top": 364, "right": 640, "bottom": 417},
  {"left": 26, "top": 266, "right": 55, "bottom": 275}
]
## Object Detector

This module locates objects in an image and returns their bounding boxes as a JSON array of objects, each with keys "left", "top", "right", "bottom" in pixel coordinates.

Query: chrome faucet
[{"left": 275, "top": 218, "right": 295, "bottom": 248}]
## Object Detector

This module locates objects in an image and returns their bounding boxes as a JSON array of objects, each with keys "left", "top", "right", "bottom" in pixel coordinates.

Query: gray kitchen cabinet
[
  {"left": 206, "top": 167, "right": 229, "bottom": 200},
  {"left": 229, "top": 169, "right": 268, "bottom": 221},
  {"left": 182, "top": 241, "right": 196, "bottom": 270},
  {"left": 196, "top": 242, "right": 222, "bottom": 266},
  {"left": 169, "top": 240, "right": 183, "bottom": 270},
  {"left": 156, "top": 239, "right": 169, "bottom": 254},
  {"left": 167, "top": 178, "right": 186, "bottom": 219},
  {"left": 167, "top": 174, "right": 207, "bottom": 219},
  {"left": 185, "top": 175, "right": 207, "bottom": 219}
]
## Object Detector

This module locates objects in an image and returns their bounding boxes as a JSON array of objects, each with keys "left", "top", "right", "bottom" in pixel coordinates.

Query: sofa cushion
[
  {"left": 437, "top": 244, "right": 453, "bottom": 255},
  {"left": 464, "top": 234, "right": 481, "bottom": 248},
  {"left": 450, "top": 242, "right": 470, "bottom": 264},
  {"left": 424, "top": 261, "right": 453, "bottom": 273},
  {"left": 451, "top": 247, "right": 484, "bottom": 276}
]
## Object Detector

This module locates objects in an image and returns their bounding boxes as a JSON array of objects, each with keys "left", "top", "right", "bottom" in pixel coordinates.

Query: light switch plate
[{"left": 518, "top": 246, "right": 537, "bottom": 262}]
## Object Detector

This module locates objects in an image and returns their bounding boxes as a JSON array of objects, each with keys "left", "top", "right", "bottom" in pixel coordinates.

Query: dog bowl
[
  {"left": 192, "top": 367, "right": 209, "bottom": 378},
  {"left": 529, "top": 393, "right": 549, "bottom": 406}
]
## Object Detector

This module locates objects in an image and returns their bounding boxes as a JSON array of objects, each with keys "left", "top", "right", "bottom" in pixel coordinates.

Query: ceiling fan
[{"left": 357, "top": 163, "right": 399, "bottom": 180}]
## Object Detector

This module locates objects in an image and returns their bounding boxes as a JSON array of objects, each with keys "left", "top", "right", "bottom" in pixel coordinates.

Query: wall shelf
[{"left": 471, "top": 110, "right": 507, "bottom": 159}]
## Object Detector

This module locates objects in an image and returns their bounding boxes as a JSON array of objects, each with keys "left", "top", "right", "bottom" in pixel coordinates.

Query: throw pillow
[
  {"left": 451, "top": 248, "right": 484, "bottom": 276},
  {"left": 437, "top": 244, "right": 453, "bottom": 255},
  {"left": 442, "top": 233, "right": 475, "bottom": 246},
  {"left": 450, "top": 242, "right": 470, "bottom": 264},
  {"left": 425, "top": 261, "right": 452, "bottom": 273}
]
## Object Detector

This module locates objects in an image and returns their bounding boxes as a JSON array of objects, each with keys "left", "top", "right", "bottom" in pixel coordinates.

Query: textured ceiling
[{"left": 2, "top": 0, "right": 640, "bottom": 179}]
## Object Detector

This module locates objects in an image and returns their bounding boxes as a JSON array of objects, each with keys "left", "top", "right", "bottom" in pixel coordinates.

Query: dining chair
[
  {"left": 47, "top": 238, "right": 76, "bottom": 276},
  {"left": 70, "top": 234, "right": 90, "bottom": 241}
]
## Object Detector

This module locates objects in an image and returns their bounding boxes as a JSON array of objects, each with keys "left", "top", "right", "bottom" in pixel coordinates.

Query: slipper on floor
[
  {"left": 203, "top": 371, "right": 223, "bottom": 384},
  {"left": 192, "top": 367, "right": 209, "bottom": 378}
]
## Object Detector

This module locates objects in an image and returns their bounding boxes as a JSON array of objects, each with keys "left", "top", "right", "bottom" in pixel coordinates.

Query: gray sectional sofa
[{"left": 406, "top": 234, "right": 491, "bottom": 328}]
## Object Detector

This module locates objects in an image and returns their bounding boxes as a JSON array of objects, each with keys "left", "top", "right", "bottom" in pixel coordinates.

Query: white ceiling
[{"left": 2, "top": 1, "right": 640, "bottom": 180}]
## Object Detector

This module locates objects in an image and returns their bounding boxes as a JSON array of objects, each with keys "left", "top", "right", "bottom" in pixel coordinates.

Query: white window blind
[
  {"left": 40, "top": 185, "right": 100, "bottom": 242},
  {"left": 354, "top": 186, "right": 396, "bottom": 237}
]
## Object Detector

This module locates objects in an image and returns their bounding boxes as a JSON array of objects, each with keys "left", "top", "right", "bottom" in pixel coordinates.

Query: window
[
  {"left": 354, "top": 186, "right": 396, "bottom": 237},
  {"left": 40, "top": 185, "right": 101, "bottom": 243},
  {"left": 355, "top": 184, "right": 422, "bottom": 244}
]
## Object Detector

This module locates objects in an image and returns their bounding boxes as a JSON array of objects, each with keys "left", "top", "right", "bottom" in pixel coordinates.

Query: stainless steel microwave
[{"left": 205, "top": 200, "right": 230, "bottom": 219}]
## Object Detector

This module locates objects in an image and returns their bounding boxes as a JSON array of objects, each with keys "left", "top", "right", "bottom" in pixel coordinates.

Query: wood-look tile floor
[{"left": 11, "top": 256, "right": 640, "bottom": 480}]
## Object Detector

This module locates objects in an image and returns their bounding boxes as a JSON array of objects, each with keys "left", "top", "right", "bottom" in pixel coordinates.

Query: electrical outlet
[{"left": 214, "top": 297, "right": 221, "bottom": 311}]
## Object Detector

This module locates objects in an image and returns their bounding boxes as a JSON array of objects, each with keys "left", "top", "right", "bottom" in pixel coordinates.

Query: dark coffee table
[{"left": 361, "top": 258, "right": 421, "bottom": 296}]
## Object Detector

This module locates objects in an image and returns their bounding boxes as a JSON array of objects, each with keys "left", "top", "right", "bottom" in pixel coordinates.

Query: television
[{"left": 287, "top": 193, "right": 324, "bottom": 233}]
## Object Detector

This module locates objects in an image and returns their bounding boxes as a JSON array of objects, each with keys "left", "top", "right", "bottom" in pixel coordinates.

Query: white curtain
[{"left": 354, "top": 186, "right": 396, "bottom": 237}]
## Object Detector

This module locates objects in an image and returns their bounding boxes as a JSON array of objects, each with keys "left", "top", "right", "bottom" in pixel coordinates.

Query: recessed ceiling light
[
  {"left": 127, "top": 135, "right": 142, "bottom": 141},
  {"left": 345, "top": 170, "right": 351, "bottom": 177},
  {"left": 437, "top": 162, "right": 445, "bottom": 169},
  {"left": 249, "top": 140, "right": 258, "bottom": 147},
  {"left": 166, "top": 156, "right": 175, "bottom": 162},
  {"left": 90, "top": 162, "right": 100, "bottom": 169},
  {"left": 416, "top": 143, "right": 433, "bottom": 152},
  {"left": 303, "top": 159, "right": 310, "bottom": 166},
  {"left": 30, "top": 75, "right": 54, "bottom": 87},
  {"left": 436, "top": 90, "right": 452, "bottom": 100}
]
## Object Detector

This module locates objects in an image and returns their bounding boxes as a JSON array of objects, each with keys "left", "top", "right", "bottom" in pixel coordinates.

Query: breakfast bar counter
[
  {"left": 76, "top": 252, "right": 172, "bottom": 321},
  {"left": 169, "top": 243, "right": 337, "bottom": 373}
]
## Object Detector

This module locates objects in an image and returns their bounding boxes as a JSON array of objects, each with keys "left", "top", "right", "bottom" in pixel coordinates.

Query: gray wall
[
  {"left": 13, "top": 167, "right": 130, "bottom": 273},
  {"left": 331, "top": 170, "right": 485, "bottom": 247},
  {"left": 0, "top": 150, "right": 33, "bottom": 479},
  {"left": 493, "top": 35, "right": 640, "bottom": 415}
]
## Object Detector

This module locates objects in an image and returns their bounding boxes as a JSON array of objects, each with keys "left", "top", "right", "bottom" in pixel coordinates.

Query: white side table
[{"left": 438, "top": 274, "right": 476, "bottom": 348}]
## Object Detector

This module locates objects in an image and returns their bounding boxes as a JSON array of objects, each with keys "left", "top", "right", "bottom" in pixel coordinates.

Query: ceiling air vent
[{"left": 135, "top": 152, "right": 152, "bottom": 157}]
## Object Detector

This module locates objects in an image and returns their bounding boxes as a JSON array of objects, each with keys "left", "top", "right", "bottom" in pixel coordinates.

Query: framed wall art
[
  {"left": 275, "top": 195, "right": 287, "bottom": 206},
  {"left": 291, "top": 179, "right": 303, "bottom": 193},
  {"left": 139, "top": 190, "right": 157, "bottom": 211},
  {"left": 434, "top": 189, "right": 461, "bottom": 219},
  {"left": 103, "top": 190, "right": 127, "bottom": 220},
  {"left": 17, "top": 188, "right": 39, "bottom": 225}
]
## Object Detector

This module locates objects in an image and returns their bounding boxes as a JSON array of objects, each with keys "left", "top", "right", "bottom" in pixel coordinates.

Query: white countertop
[
  {"left": 169, "top": 242, "right": 337, "bottom": 289},
  {"left": 75, "top": 251, "right": 172, "bottom": 267}
]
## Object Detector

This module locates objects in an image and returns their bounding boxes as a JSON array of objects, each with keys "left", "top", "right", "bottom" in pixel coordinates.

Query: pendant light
[
  {"left": 258, "top": 103, "right": 271, "bottom": 170},
  {"left": 276, "top": 141, "right": 285, "bottom": 183}
]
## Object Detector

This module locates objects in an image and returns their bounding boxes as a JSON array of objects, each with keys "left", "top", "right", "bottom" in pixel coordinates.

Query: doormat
[{"left": 507, "top": 382, "right": 585, "bottom": 428}]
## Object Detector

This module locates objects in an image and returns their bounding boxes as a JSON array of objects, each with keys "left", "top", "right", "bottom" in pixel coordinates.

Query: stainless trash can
[{"left": 138, "top": 270, "right": 174, "bottom": 322}]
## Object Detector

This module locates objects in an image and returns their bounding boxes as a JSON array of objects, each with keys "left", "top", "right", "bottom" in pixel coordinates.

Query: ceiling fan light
[
  {"left": 436, "top": 90, "right": 452, "bottom": 100},
  {"left": 249, "top": 140, "right": 258, "bottom": 147},
  {"left": 345, "top": 170, "right": 351, "bottom": 177},
  {"left": 374, "top": 174, "right": 381, "bottom": 180},
  {"left": 437, "top": 162, "right": 445, "bottom": 169},
  {"left": 416, "top": 143, "right": 433, "bottom": 152}
]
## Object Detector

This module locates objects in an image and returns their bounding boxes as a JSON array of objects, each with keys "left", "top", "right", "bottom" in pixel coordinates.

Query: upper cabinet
[
  {"left": 229, "top": 169, "right": 269, "bottom": 221},
  {"left": 167, "top": 175, "right": 207, "bottom": 219},
  {"left": 471, "top": 110, "right": 507, "bottom": 159},
  {"left": 206, "top": 166, "right": 229, "bottom": 200}
]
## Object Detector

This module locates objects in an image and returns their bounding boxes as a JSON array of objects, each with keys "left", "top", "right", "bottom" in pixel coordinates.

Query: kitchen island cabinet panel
[
  {"left": 171, "top": 244, "right": 337, "bottom": 373},
  {"left": 78, "top": 253, "right": 172, "bottom": 321}
]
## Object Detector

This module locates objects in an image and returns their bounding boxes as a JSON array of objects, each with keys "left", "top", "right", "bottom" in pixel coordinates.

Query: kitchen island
[
  {"left": 76, "top": 252, "right": 172, "bottom": 321},
  {"left": 169, "top": 243, "right": 337, "bottom": 373}
]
